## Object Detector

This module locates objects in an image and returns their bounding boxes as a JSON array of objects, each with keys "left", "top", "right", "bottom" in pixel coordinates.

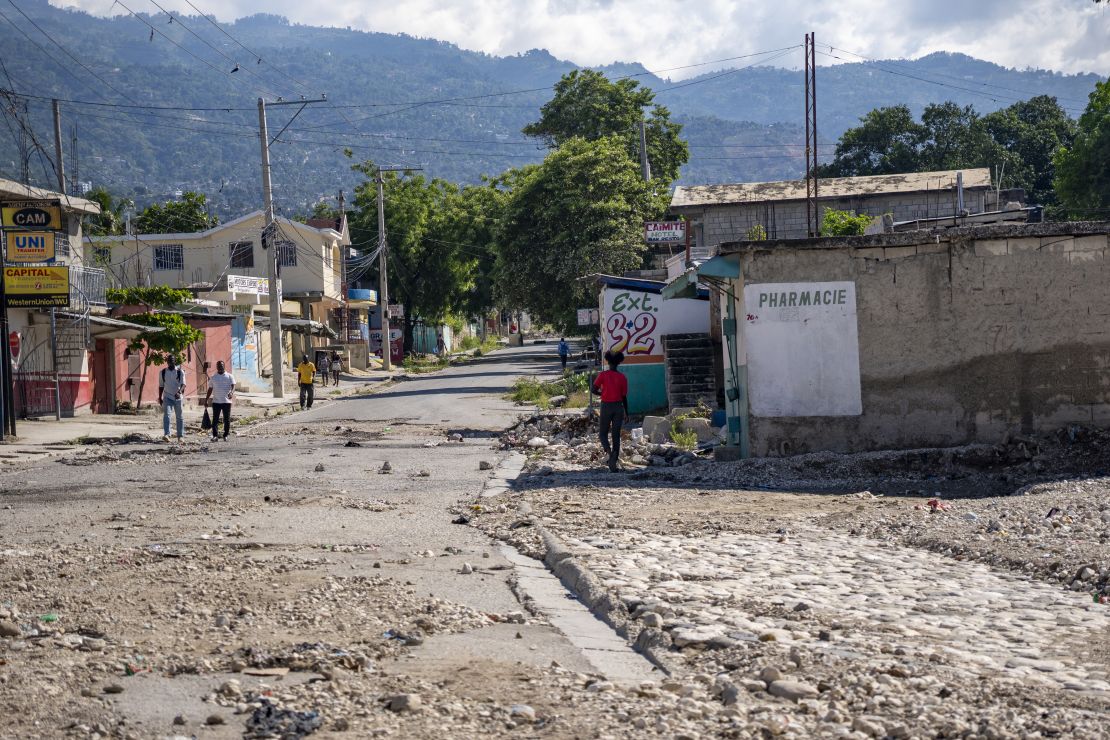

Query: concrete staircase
[{"left": 663, "top": 333, "right": 717, "bottom": 410}]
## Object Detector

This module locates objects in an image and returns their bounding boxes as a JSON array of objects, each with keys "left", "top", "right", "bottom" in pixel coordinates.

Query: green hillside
[{"left": 0, "top": 1, "right": 1101, "bottom": 217}]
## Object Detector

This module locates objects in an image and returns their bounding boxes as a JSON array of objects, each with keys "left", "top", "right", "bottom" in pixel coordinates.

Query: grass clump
[
  {"left": 670, "top": 427, "right": 698, "bottom": 450},
  {"left": 402, "top": 354, "right": 450, "bottom": 374}
]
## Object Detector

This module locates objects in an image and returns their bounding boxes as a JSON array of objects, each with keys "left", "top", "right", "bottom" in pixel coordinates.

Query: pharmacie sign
[
  {"left": 3, "top": 265, "right": 70, "bottom": 307},
  {"left": 5, "top": 231, "right": 55, "bottom": 263},
  {"left": 1, "top": 200, "right": 62, "bottom": 230},
  {"left": 644, "top": 221, "right": 686, "bottom": 244}
]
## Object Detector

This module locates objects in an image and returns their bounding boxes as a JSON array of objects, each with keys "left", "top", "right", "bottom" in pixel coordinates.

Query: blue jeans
[{"left": 163, "top": 398, "right": 184, "bottom": 438}]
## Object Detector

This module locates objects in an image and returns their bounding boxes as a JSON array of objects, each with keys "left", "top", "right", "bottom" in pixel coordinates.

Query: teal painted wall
[{"left": 621, "top": 364, "right": 667, "bottom": 414}]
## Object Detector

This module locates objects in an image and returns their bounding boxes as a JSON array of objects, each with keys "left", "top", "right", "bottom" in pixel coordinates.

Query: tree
[
  {"left": 83, "top": 187, "right": 133, "bottom": 237},
  {"left": 133, "top": 191, "right": 219, "bottom": 234},
  {"left": 105, "top": 286, "right": 202, "bottom": 410},
  {"left": 817, "top": 105, "right": 924, "bottom": 177},
  {"left": 523, "top": 69, "right": 689, "bottom": 185},
  {"left": 821, "top": 97, "right": 1076, "bottom": 209},
  {"left": 984, "top": 96, "right": 1077, "bottom": 209},
  {"left": 495, "top": 136, "right": 656, "bottom": 331},
  {"left": 1054, "top": 80, "right": 1110, "bottom": 218},
  {"left": 348, "top": 164, "right": 480, "bottom": 354}
]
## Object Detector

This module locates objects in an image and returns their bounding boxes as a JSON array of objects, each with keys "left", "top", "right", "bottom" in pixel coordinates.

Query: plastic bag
[{"left": 201, "top": 408, "right": 212, "bottom": 431}]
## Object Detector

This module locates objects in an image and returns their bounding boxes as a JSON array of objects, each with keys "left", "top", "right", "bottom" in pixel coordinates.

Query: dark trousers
[
  {"left": 210, "top": 403, "right": 231, "bottom": 439},
  {"left": 560, "top": 355, "right": 568, "bottom": 371},
  {"left": 299, "top": 382, "right": 314, "bottom": 409},
  {"left": 599, "top": 401, "right": 625, "bottom": 466}
]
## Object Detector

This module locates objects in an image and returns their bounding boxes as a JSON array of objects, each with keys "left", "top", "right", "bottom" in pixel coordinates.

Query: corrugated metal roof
[{"left": 671, "top": 168, "right": 992, "bottom": 209}]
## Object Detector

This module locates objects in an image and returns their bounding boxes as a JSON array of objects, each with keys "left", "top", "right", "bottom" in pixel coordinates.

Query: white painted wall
[
  {"left": 601, "top": 286, "right": 708, "bottom": 360},
  {"left": 743, "top": 281, "right": 862, "bottom": 417}
]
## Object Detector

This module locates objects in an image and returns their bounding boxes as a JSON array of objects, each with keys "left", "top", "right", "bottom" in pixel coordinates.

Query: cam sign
[{"left": 644, "top": 221, "right": 686, "bottom": 244}]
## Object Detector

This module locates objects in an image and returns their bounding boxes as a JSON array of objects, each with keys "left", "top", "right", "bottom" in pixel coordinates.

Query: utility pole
[
  {"left": 256, "top": 95, "right": 327, "bottom": 397},
  {"left": 338, "top": 189, "right": 347, "bottom": 343},
  {"left": 52, "top": 99, "right": 65, "bottom": 193},
  {"left": 373, "top": 165, "right": 421, "bottom": 371},
  {"left": 803, "top": 32, "right": 819, "bottom": 237},
  {"left": 638, "top": 119, "right": 651, "bottom": 181}
]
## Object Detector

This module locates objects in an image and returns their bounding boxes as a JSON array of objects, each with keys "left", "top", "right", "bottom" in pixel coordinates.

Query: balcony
[{"left": 70, "top": 265, "right": 107, "bottom": 309}]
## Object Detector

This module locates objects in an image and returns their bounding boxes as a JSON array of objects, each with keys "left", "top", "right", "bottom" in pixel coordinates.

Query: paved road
[{"left": 297, "top": 343, "right": 562, "bottom": 429}]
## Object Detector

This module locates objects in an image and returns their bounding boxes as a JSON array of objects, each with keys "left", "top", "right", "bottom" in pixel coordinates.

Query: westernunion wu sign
[
  {"left": 3, "top": 265, "right": 70, "bottom": 307},
  {"left": 5, "top": 231, "right": 55, "bottom": 263},
  {"left": 1, "top": 200, "right": 62, "bottom": 230}
]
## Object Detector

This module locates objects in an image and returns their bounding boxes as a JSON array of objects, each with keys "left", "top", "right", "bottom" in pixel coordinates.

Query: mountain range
[{"left": 0, "top": 0, "right": 1102, "bottom": 218}]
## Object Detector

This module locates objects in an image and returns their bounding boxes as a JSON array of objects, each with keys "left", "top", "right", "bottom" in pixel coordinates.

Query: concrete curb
[{"left": 536, "top": 524, "right": 676, "bottom": 676}]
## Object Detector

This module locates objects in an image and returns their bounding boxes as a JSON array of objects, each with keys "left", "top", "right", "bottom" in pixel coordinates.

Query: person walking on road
[
  {"left": 297, "top": 354, "right": 316, "bottom": 409},
  {"left": 158, "top": 356, "right": 186, "bottom": 442},
  {"left": 330, "top": 350, "right": 342, "bottom": 386},
  {"left": 204, "top": 360, "right": 235, "bottom": 441},
  {"left": 557, "top": 337, "right": 570, "bottom": 372},
  {"left": 318, "top": 352, "right": 330, "bottom": 387},
  {"left": 594, "top": 350, "right": 629, "bottom": 473}
]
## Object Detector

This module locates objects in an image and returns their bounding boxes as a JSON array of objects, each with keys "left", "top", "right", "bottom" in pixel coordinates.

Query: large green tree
[
  {"left": 820, "top": 97, "right": 1076, "bottom": 210},
  {"left": 523, "top": 69, "right": 689, "bottom": 186},
  {"left": 495, "top": 136, "right": 655, "bottom": 331},
  {"left": 1054, "top": 80, "right": 1110, "bottom": 218},
  {"left": 348, "top": 165, "right": 481, "bottom": 354},
  {"left": 133, "top": 191, "right": 219, "bottom": 234}
]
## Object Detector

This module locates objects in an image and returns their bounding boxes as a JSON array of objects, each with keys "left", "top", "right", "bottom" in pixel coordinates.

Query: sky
[{"left": 51, "top": 0, "right": 1110, "bottom": 79}]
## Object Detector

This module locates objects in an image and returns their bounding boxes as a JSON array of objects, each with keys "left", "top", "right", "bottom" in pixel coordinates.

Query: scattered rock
[
  {"left": 526, "top": 437, "right": 549, "bottom": 448},
  {"left": 479, "top": 460, "right": 494, "bottom": 470},
  {"left": 509, "top": 704, "right": 536, "bottom": 722},
  {"left": 314, "top": 463, "right": 325, "bottom": 472},
  {"left": 460, "top": 563, "right": 474, "bottom": 574},
  {"left": 386, "top": 693, "right": 422, "bottom": 713},
  {"left": 0, "top": 620, "right": 21, "bottom": 638},
  {"left": 103, "top": 684, "right": 124, "bottom": 694},
  {"left": 767, "top": 680, "right": 819, "bottom": 702},
  {"left": 205, "top": 714, "right": 225, "bottom": 726},
  {"left": 379, "top": 461, "right": 392, "bottom": 474}
]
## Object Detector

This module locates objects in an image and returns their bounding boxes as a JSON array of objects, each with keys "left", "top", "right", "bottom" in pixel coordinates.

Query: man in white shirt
[
  {"left": 158, "top": 356, "right": 186, "bottom": 441},
  {"left": 204, "top": 360, "right": 236, "bottom": 442}
]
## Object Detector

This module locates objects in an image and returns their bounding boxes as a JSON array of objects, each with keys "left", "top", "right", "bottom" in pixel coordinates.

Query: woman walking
[{"left": 593, "top": 350, "right": 629, "bottom": 473}]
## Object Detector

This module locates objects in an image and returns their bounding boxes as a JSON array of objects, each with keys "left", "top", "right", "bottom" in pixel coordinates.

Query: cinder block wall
[
  {"left": 737, "top": 224, "right": 1110, "bottom": 455},
  {"left": 701, "top": 189, "right": 990, "bottom": 246}
]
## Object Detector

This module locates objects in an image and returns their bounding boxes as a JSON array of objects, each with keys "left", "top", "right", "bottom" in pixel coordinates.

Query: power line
[{"left": 4, "top": 0, "right": 137, "bottom": 103}]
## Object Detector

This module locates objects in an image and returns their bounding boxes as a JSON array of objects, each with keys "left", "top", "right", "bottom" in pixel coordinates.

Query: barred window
[
  {"left": 276, "top": 240, "right": 297, "bottom": 268},
  {"left": 153, "top": 243, "right": 184, "bottom": 271},
  {"left": 55, "top": 232, "right": 70, "bottom": 257},
  {"left": 93, "top": 246, "right": 112, "bottom": 265},
  {"left": 229, "top": 240, "right": 254, "bottom": 268}
]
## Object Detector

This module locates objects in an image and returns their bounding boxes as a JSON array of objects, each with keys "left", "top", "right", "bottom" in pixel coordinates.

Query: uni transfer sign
[
  {"left": 3, "top": 265, "right": 70, "bottom": 307},
  {"left": 5, "top": 231, "right": 55, "bottom": 263},
  {"left": 1, "top": 200, "right": 62, "bottom": 231}
]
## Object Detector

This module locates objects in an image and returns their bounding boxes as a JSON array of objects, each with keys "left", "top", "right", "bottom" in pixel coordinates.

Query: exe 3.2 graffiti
[{"left": 605, "top": 290, "right": 659, "bottom": 356}]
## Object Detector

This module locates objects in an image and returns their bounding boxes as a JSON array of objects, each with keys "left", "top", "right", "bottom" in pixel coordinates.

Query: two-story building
[
  {"left": 0, "top": 179, "right": 155, "bottom": 419},
  {"left": 86, "top": 211, "right": 353, "bottom": 389}
]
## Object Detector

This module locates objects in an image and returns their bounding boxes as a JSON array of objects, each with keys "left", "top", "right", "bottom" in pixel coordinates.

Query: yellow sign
[
  {"left": 2, "top": 200, "right": 62, "bottom": 230},
  {"left": 5, "top": 231, "right": 55, "bottom": 263},
  {"left": 3, "top": 265, "right": 70, "bottom": 307}
]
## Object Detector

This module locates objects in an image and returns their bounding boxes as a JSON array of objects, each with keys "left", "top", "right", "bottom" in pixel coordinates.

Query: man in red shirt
[{"left": 594, "top": 350, "right": 630, "bottom": 473}]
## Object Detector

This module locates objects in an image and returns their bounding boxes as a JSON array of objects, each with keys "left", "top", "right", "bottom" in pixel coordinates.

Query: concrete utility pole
[
  {"left": 638, "top": 119, "right": 651, "bottom": 181},
  {"left": 374, "top": 165, "right": 421, "bottom": 371},
  {"left": 52, "top": 99, "right": 65, "bottom": 193},
  {"left": 257, "top": 95, "right": 327, "bottom": 397},
  {"left": 257, "top": 98, "right": 284, "bottom": 398}
]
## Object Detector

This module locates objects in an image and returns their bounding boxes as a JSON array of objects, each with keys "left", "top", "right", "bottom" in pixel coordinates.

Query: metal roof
[{"left": 671, "top": 168, "right": 992, "bottom": 209}]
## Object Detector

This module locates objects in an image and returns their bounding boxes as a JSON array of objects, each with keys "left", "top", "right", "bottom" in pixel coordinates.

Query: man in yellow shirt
[{"left": 297, "top": 354, "right": 316, "bottom": 409}]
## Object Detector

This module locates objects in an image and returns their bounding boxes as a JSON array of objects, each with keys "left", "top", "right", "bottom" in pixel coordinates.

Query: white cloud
[{"left": 52, "top": 0, "right": 1110, "bottom": 77}]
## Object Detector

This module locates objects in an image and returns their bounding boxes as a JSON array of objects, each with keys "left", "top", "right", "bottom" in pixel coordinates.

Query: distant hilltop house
[{"left": 670, "top": 168, "right": 1024, "bottom": 247}]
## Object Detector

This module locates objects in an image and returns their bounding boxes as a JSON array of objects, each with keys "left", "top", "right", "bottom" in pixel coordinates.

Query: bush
[
  {"left": 820, "top": 208, "right": 872, "bottom": 236},
  {"left": 670, "top": 428, "right": 698, "bottom": 450}
]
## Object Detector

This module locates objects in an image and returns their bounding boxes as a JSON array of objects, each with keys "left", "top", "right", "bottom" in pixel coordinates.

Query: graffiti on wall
[{"left": 604, "top": 289, "right": 660, "bottom": 357}]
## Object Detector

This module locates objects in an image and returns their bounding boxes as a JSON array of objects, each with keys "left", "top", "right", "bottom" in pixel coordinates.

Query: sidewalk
[{"left": 0, "top": 369, "right": 404, "bottom": 464}]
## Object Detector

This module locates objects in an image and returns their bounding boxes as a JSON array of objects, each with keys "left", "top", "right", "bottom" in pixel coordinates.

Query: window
[
  {"left": 277, "top": 240, "right": 297, "bottom": 268},
  {"left": 93, "top": 246, "right": 112, "bottom": 265},
  {"left": 55, "top": 232, "right": 70, "bottom": 257},
  {"left": 153, "top": 243, "right": 184, "bottom": 271},
  {"left": 229, "top": 240, "right": 254, "bottom": 268}
]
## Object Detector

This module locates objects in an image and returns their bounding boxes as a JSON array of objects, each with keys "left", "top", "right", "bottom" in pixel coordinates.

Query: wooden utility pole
[
  {"left": 257, "top": 95, "right": 327, "bottom": 397},
  {"left": 52, "top": 99, "right": 65, "bottom": 193},
  {"left": 338, "top": 189, "right": 347, "bottom": 342}
]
